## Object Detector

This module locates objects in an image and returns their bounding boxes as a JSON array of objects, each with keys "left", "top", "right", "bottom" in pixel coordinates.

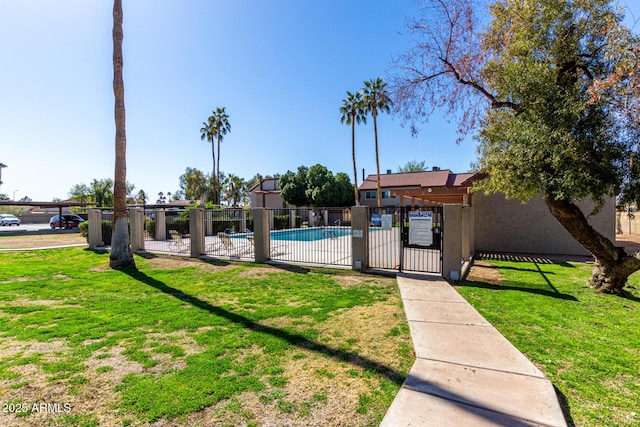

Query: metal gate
[{"left": 399, "top": 206, "right": 443, "bottom": 273}]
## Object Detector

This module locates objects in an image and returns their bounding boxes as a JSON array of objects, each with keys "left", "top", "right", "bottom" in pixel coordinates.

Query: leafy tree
[
  {"left": 335, "top": 172, "right": 356, "bottom": 206},
  {"left": 398, "top": 160, "right": 427, "bottom": 173},
  {"left": 110, "top": 0, "right": 134, "bottom": 268},
  {"left": 91, "top": 178, "right": 114, "bottom": 207},
  {"left": 340, "top": 91, "right": 367, "bottom": 206},
  {"left": 0, "top": 194, "right": 8, "bottom": 201},
  {"left": 179, "top": 167, "right": 215, "bottom": 203},
  {"left": 363, "top": 77, "right": 393, "bottom": 207},
  {"left": 68, "top": 183, "right": 92, "bottom": 203},
  {"left": 391, "top": 0, "right": 640, "bottom": 295},
  {"left": 279, "top": 164, "right": 355, "bottom": 207},
  {"left": 19, "top": 196, "right": 32, "bottom": 202},
  {"left": 279, "top": 166, "right": 309, "bottom": 207}
]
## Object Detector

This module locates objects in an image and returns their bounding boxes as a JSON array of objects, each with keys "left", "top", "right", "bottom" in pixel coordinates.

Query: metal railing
[
  {"left": 143, "top": 208, "right": 191, "bottom": 254},
  {"left": 368, "top": 207, "right": 401, "bottom": 270},
  {"left": 268, "top": 208, "right": 352, "bottom": 267},
  {"left": 203, "top": 209, "right": 254, "bottom": 261}
]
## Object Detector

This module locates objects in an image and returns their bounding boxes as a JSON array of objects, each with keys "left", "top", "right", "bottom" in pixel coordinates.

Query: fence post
[
  {"left": 190, "top": 208, "right": 205, "bottom": 257},
  {"left": 155, "top": 210, "right": 166, "bottom": 241},
  {"left": 252, "top": 208, "right": 270, "bottom": 263},
  {"left": 128, "top": 207, "right": 145, "bottom": 252},
  {"left": 351, "top": 206, "right": 369, "bottom": 271},
  {"left": 88, "top": 209, "right": 102, "bottom": 249},
  {"left": 289, "top": 208, "right": 296, "bottom": 229},
  {"left": 443, "top": 204, "right": 463, "bottom": 281}
]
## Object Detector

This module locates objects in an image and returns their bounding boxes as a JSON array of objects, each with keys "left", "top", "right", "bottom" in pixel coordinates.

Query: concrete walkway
[{"left": 381, "top": 273, "right": 568, "bottom": 427}]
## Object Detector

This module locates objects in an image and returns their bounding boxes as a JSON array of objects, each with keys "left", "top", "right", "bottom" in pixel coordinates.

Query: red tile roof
[{"left": 359, "top": 170, "right": 477, "bottom": 191}]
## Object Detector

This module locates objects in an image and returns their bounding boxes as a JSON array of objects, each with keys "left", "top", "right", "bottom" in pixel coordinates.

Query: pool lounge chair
[{"left": 169, "top": 230, "right": 189, "bottom": 253}]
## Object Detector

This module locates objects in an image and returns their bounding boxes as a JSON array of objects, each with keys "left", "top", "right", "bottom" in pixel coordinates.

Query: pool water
[{"left": 271, "top": 227, "right": 351, "bottom": 241}]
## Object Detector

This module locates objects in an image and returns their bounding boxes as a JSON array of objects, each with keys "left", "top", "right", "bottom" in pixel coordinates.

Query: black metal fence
[
  {"left": 143, "top": 208, "right": 191, "bottom": 254},
  {"left": 203, "top": 209, "right": 254, "bottom": 261},
  {"left": 368, "top": 207, "right": 402, "bottom": 270},
  {"left": 268, "top": 208, "right": 352, "bottom": 267}
]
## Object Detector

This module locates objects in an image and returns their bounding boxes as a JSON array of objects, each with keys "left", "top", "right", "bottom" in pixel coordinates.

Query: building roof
[{"left": 359, "top": 170, "right": 483, "bottom": 204}]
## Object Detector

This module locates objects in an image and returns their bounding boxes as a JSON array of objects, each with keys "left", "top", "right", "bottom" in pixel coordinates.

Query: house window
[{"left": 365, "top": 191, "right": 390, "bottom": 199}]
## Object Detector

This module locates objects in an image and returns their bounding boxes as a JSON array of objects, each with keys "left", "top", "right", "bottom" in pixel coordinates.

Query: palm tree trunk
[
  {"left": 351, "top": 114, "right": 359, "bottom": 206},
  {"left": 373, "top": 109, "right": 382, "bottom": 208},
  {"left": 217, "top": 131, "right": 221, "bottom": 205},
  {"left": 110, "top": 0, "right": 134, "bottom": 269}
]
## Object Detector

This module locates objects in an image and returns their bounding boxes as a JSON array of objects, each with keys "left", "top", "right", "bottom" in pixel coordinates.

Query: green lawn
[
  {"left": 0, "top": 248, "right": 413, "bottom": 427},
  {"left": 458, "top": 257, "right": 640, "bottom": 427}
]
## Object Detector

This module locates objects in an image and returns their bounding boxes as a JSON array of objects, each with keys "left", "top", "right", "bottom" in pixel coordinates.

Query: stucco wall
[{"left": 473, "top": 193, "right": 615, "bottom": 256}]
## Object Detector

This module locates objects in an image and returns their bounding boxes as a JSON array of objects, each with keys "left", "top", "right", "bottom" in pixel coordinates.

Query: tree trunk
[
  {"left": 544, "top": 194, "right": 639, "bottom": 295},
  {"left": 351, "top": 115, "right": 359, "bottom": 206},
  {"left": 109, "top": 0, "right": 134, "bottom": 269},
  {"left": 217, "top": 132, "right": 221, "bottom": 206},
  {"left": 373, "top": 108, "right": 382, "bottom": 208}
]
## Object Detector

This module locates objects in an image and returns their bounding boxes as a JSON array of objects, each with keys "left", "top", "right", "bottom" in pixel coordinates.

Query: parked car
[
  {"left": 0, "top": 214, "right": 21, "bottom": 226},
  {"left": 49, "top": 214, "right": 86, "bottom": 229}
]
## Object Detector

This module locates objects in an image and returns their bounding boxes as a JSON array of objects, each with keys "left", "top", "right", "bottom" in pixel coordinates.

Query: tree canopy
[
  {"left": 391, "top": 0, "right": 640, "bottom": 294},
  {"left": 398, "top": 159, "right": 428, "bottom": 172},
  {"left": 279, "top": 164, "right": 355, "bottom": 207}
]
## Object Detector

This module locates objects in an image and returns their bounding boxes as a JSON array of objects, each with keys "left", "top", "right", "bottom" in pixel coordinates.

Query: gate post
[
  {"left": 253, "top": 208, "right": 271, "bottom": 263},
  {"left": 189, "top": 208, "right": 205, "bottom": 257},
  {"left": 461, "top": 204, "right": 471, "bottom": 262},
  {"left": 351, "top": 206, "right": 369, "bottom": 271},
  {"left": 155, "top": 210, "right": 166, "bottom": 241},
  {"left": 128, "top": 207, "right": 145, "bottom": 252},
  {"left": 88, "top": 209, "right": 102, "bottom": 249},
  {"left": 443, "top": 204, "right": 463, "bottom": 281}
]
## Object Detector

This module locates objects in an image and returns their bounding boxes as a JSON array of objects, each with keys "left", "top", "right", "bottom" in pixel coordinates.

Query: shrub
[
  {"left": 167, "top": 218, "right": 189, "bottom": 236},
  {"left": 79, "top": 221, "right": 89, "bottom": 240},
  {"left": 101, "top": 220, "right": 113, "bottom": 245},
  {"left": 146, "top": 219, "right": 156, "bottom": 239}
]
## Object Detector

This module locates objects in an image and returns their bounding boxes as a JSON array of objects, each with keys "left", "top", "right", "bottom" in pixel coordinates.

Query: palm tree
[
  {"left": 223, "top": 173, "right": 246, "bottom": 208},
  {"left": 210, "top": 107, "right": 231, "bottom": 204},
  {"left": 110, "top": 0, "right": 135, "bottom": 269},
  {"left": 362, "top": 78, "right": 393, "bottom": 208},
  {"left": 340, "top": 91, "right": 367, "bottom": 206},
  {"left": 200, "top": 120, "right": 216, "bottom": 203},
  {"left": 200, "top": 107, "right": 230, "bottom": 205}
]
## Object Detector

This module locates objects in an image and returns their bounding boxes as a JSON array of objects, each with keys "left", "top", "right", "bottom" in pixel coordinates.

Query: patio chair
[
  {"left": 169, "top": 230, "right": 188, "bottom": 253},
  {"left": 217, "top": 232, "right": 242, "bottom": 257}
]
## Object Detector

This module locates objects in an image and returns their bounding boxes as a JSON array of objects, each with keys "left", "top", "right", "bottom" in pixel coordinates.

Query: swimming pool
[{"left": 229, "top": 227, "right": 352, "bottom": 242}]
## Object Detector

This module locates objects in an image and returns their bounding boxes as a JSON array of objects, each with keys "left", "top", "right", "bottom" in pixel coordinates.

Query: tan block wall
[{"left": 473, "top": 193, "right": 615, "bottom": 256}]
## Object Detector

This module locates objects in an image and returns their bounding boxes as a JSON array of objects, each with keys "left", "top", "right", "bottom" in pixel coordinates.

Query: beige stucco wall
[{"left": 473, "top": 193, "right": 615, "bottom": 256}]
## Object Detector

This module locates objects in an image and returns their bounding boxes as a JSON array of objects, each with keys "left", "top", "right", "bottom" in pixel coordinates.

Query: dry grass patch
[
  {"left": 0, "top": 233, "right": 87, "bottom": 249},
  {"left": 466, "top": 260, "right": 504, "bottom": 285}
]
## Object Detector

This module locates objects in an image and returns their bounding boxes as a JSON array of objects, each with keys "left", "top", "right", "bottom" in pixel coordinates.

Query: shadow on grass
[
  {"left": 554, "top": 385, "right": 576, "bottom": 427},
  {"left": 121, "top": 267, "right": 402, "bottom": 385},
  {"left": 461, "top": 280, "right": 578, "bottom": 301},
  {"left": 266, "top": 262, "right": 311, "bottom": 274}
]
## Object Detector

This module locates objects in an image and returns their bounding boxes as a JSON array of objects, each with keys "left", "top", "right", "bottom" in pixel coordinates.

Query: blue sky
[{"left": 1, "top": 0, "right": 638, "bottom": 202}]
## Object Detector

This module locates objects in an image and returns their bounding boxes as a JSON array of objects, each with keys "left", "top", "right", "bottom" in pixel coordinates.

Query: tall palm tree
[
  {"left": 362, "top": 77, "right": 393, "bottom": 208},
  {"left": 110, "top": 0, "right": 135, "bottom": 268},
  {"left": 340, "top": 91, "right": 367, "bottom": 206},
  {"left": 200, "top": 107, "right": 230, "bottom": 205},
  {"left": 200, "top": 119, "right": 216, "bottom": 203},
  {"left": 210, "top": 107, "right": 231, "bottom": 204}
]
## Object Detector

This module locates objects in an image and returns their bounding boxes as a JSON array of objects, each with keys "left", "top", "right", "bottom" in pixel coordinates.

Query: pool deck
[{"left": 381, "top": 272, "right": 568, "bottom": 427}]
